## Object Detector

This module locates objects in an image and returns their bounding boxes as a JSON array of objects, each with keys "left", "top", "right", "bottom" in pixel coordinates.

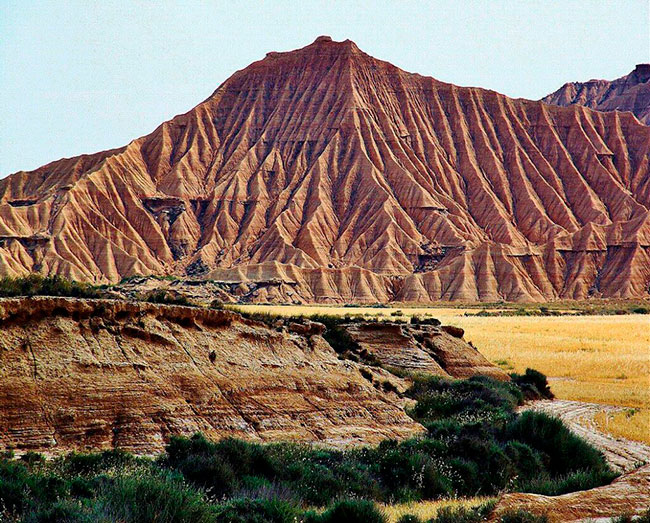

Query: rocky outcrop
[
  {"left": 0, "top": 297, "right": 422, "bottom": 454},
  {"left": 342, "top": 321, "right": 509, "bottom": 380},
  {"left": 542, "top": 64, "right": 650, "bottom": 124},
  {"left": 1, "top": 38, "right": 649, "bottom": 301},
  {"left": 490, "top": 464, "right": 650, "bottom": 522}
]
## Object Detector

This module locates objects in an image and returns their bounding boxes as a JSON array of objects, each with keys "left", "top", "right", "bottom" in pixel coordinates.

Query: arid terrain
[
  {"left": 1, "top": 30, "right": 649, "bottom": 523},
  {"left": 236, "top": 303, "right": 650, "bottom": 445},
  {"left": 1, "top": 37, "right": 649, "bottom": 302},
  {"left": 543, "top": 63, "right": 650, "bottom": 124}
]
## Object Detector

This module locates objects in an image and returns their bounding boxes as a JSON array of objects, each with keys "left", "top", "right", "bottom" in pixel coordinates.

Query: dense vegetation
[
  {"left": 0, "top": 275, "right": 101, "bottom": 299},
  {"left": 142, "top": 289, "right": 193, "bottom": 306},
  {"left": 0, "top": 372, "right": 617, "bottom": 522}
]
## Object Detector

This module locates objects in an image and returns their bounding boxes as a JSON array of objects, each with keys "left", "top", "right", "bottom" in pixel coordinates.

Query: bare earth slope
[
  {"left": 2, "top": 37, "right": 649, "bottom": 302},
  {"left": 0, "top": 297, "right": 423, "bottom": 454},
  {"left": 542, "top": 64, "right": 650, "bottom": 125}
]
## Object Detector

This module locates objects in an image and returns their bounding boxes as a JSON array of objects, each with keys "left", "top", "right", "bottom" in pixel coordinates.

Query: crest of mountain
[
  {"left": 1, "top": 37, "right": 649, "bottom": 302},
  {"left": 542, "top": 64, "right": 650, "bottom": 125}
]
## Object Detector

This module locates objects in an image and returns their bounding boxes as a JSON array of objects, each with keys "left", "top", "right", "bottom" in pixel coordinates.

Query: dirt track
[{"left": 523, "top": 399, "right": 650, "bottom": 472}]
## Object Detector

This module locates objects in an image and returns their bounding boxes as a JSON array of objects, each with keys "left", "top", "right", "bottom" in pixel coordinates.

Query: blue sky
[{"left": 1, "top": 0, "right": 648, "bottom": 176}]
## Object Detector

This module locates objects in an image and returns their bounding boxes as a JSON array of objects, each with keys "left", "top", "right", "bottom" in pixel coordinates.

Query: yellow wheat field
[
  {"left": 594, "top": 409, "right": 650, "bottom": 445},
  {"left": 235, "top": 305, "right": 650, "bottom": 443}
]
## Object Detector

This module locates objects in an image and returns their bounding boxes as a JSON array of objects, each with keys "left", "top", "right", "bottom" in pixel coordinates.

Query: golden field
[
  {"left": 594, "top": 409, "right": 650, "bottom": 445},
  {"left": 235, "top": 305, "right": 650, "bottom": 444}
]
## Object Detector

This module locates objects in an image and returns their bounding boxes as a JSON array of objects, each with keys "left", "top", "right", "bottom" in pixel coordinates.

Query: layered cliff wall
[{"left": 0, "top": 298, "right": 422, "bottom": 454}]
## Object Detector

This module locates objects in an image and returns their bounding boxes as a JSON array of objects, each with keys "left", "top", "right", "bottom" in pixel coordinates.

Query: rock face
[
  {"left": 542, "top": 64, "right": 650, "bottom": 124},
  {"left": 342, "top": 321, "right": 508, "bottom": 380},
  {"left": 1, "top": 37, "right": 649, "bottom": 302},
  {"left": 0, "top": 297, "right": 422, "bottom": 454},
  {"left": 490, "top": 464, "right": 650, "bottom": 522}
]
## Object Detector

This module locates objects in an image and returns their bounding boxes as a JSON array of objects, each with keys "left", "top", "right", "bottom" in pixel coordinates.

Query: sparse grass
[
  {"left": 380, "top": 497, "right": 493, "bottom": 522},
  {"left": 235, "top": 305, "right": 650, "bottom": 444}
]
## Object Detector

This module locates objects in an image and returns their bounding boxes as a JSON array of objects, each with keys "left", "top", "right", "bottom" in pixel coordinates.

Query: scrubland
[{"left": 236, "top": 304, "right": 650, "bottom": 444}]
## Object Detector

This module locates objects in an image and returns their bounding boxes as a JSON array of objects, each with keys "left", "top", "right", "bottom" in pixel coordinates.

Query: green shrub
[
  {"left": 102, "top": 469, "right": 215, "bottom": 522},
  {"left": 143, "top": 290, "right": 192, "bottom": 306},
  {"left": 505, "top": 411, "right": 608, "bottom": 476},
  {"left": 510, "top": 369, "right": 553, "bottom": 399},
  {"left": 58, "top": 448, "right": 135, "bottom": 476},
  {"left": 429, "top": 502, "right": 495, "bottom": 523},
  {"left": 21, "top": 499, "right": 96, "bottom": 523},
  {"left": 613, "top": 508, "right": 650, "bottom": 522},
  {"left": 308, "top": 500, "right": 387, "bottom": 523},
  {"left": 214, "top": 498, "right": 301, "bottom": 523},
  {"left": 396, "top": 515, "right": 422, "bottom": 523},
  {"left": 519, "top": 468, "right": 618, "bottom": 496},
  {"left": 0, "top": 275, "right": 100, "bottom": 298}
]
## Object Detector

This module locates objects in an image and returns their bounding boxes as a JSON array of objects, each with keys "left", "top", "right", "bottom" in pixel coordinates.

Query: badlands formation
[
  {"left": 543, "top": 63, "right": 650, "bottom": 124},
  {"left": 1, "top": 37, "right": 649, "bottom": 302},
  {"left": 0, "top": 297, "right": 505, "bottom": 455}
]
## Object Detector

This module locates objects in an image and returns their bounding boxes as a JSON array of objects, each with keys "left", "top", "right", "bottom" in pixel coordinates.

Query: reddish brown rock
[
  {"left": 0, "top": 297, "right": 422, "bottom": 454},
  {"left": 342, "top": 321, "right": 508, "bottom": 380},
  {"left": 1, "top": 38, "right": 649, "bottom": 302},
  {"left": 490, "top": 464, "right": 650, "bottom": 522},
  {"left": 542, "top": 64, "right": 650, "bottom": 124},
  {"left": 441, "top": 325, "right": 464, "bottom": 339}
]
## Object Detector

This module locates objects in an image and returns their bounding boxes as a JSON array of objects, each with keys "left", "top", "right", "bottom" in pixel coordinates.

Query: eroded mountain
[
  {"left": 1, "top": 37, "right": 649, "bottom": 302},
  {"left": 542, "top": 64, "right": 650, "bottom": 124}
]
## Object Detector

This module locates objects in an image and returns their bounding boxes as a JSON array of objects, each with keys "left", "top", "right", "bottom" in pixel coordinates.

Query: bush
[
  {"left": 396, "top": 515, "right": 422, "bottom": 523},
  {"left": 429, "top": 502, "right": 495, "bottom": 523},
  {"left": 214, "top": 498, "right": 301, "bottom": 523},
  {"left": 58, "top": 448, "right": 135, "bottom": 476},
  {"left": 143, "top": 290, "right": 192, "bottom": 306},
  {"left": 510, "top": 369, "right": 553, "bottom": 400},
  {"left": 0, "top": 275, "right": 100, "bottom": 298},
  {"left": 410, "top": 316, "right": 441, "bottom": 326},
  {"left": 101, "top": 469, "right": 215, "bottom": 522},
  {"left": 164, "top": 434, "right": 274, "bottom": 497},
  {"left": 308, "top": 500, "right": 387, "bottom": 523},
  {"left": 613, "top": 509, "right": 650, "bottom": 523},
  {"left": 518, "top": 468, "right": 618, "bottom": 496},
  {"left": 21, "top": 499, "right": 96, "bottom": 523},
  {"left": 505, "top": 411, "right": 608, "bottom": 476}
]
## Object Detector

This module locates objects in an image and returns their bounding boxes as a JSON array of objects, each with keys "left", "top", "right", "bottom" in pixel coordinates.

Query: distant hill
[
  {"left": 1, "top": 37, "right": 649, "bottom": 301},
  {"left": 542, "top": 64, "right": 650, "bottom": 124}
]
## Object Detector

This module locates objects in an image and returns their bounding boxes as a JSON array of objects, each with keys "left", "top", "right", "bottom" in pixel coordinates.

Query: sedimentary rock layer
[
  {"left": 1, "top": 37, "right": 649, "bottom": 301},
  {"left": 490, "top": 464, "right": 650, "bottom": 522},
  {"left": 342, "top": 321, "right": 509, "bottom": 380},
  {"left": 0, "top": 297, "right": 421, "bottom": 454},
  {"left": 542, "top": 64, "right": 650, "bottom": 124}
]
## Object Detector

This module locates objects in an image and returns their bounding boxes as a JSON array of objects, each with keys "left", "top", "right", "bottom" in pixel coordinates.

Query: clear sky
[{"left": 1, "top": 0, "right": 648, "bottom": 176}]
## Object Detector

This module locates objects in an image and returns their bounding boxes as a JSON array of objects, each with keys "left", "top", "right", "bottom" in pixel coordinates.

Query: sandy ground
[{"left": 523, "top": 399, "right": 650, "bottom": 473}]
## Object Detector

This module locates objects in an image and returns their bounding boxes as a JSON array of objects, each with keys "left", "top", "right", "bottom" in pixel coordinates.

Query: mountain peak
[
  {"left": 1, "top": 40, "right": 649, "bottom": 302},
  {"left": 633, "top": 63, "right": 650, "bottom": 82},
  {"left": 542, "top": 64, "right": 650, "bottom": 123},
  {"left": 313, "top": 35, "right": 333, "bottom": 43},
  {"left": 260, "top": 36, "right": 362, "bottom": 64}
]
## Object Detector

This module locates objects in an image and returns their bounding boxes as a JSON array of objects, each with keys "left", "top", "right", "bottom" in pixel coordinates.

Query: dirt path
[{"left": 523, "top": 399, "right": 650, "bottom": 473}]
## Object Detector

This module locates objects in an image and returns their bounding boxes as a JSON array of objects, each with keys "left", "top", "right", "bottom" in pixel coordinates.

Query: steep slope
[
  {"left": 542, "top": 64, "right": 650, "bottom": 124},
  {"left": 1, "top": 36, "right": 649, "bottom": 301},
  {"left": 0, "top": 297, "right": 423, "bottom": 454}
]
